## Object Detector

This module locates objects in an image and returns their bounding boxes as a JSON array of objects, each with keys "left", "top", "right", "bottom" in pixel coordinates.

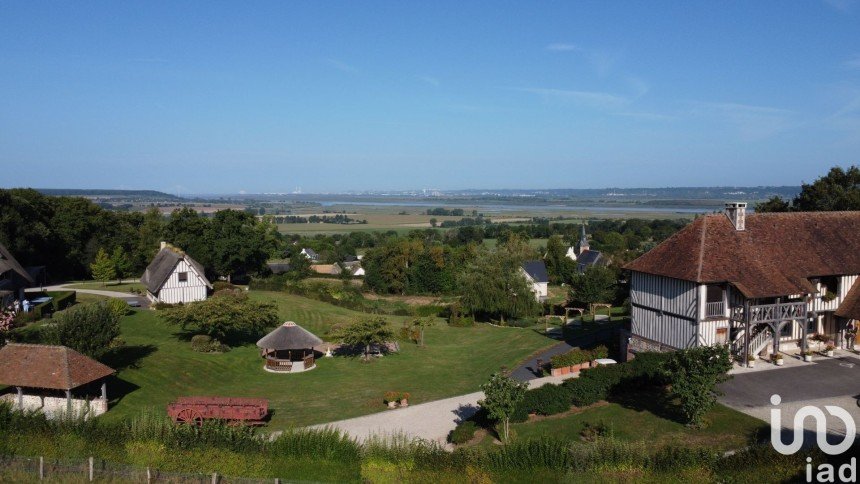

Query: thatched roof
[
  {"left": 0, "top": 243, "right": 34, "bottom": 284},
  {"left": 140, "top": 243, "right": 212, "bottom": 293},
  {"left": 256, "top": 321, "right": 323, "bottom": 350},
  {"left": 0, "top": 344, "right": 115, "bottom": 390}
]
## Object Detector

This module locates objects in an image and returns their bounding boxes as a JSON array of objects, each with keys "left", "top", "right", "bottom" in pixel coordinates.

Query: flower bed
[{"left": 550, "top": 346, "right": 608, "bottom": 376}]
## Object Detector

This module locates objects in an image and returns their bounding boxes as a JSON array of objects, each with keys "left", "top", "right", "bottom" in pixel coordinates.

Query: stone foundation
[{"left": 1, "top": 393, "right": 107, "bottom": 419}]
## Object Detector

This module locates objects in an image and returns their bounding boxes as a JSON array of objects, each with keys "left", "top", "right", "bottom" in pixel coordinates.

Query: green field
[{"left": 102, "top": 291, "right": 556, "bottom": 429}]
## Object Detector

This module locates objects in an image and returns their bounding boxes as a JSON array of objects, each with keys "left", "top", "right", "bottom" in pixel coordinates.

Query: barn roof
[
  {"left": 576, "top": 250, "right": 603, "bottom": 269},
  {"left": 0, "top": 344, "right": 115, "bottom": 390},
  {"left": 0, "top": 243, "right": 34, "bottom": 284},
  {"left": 625, "top": 211, "right": 860, "bottom": 298},
  {"left": 256, "top": 321, "right": 323, "bottom": 350},
  {"left": 522, "top": 260, "right": 549, "bottom": 283},
  {"left": 140, "top": 244, "right": 212, "bottom": 293}
]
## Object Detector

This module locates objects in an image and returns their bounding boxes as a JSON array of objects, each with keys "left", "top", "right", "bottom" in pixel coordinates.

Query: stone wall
[{"left": 0, "top": 393, "right": 107, "bottom": 419}]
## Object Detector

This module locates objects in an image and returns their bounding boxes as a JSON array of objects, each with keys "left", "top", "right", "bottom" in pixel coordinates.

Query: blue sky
[{"left": 1, "top": 1, "right": 859, "bottom": 194}]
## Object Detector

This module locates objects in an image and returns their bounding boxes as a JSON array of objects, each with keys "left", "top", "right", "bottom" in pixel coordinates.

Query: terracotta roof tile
[
  {"left": 0, "top": 344, "right": 115, "bottom": 390},
  {"left": 625, "top": 211, "right": 860, "bottom": 298}
]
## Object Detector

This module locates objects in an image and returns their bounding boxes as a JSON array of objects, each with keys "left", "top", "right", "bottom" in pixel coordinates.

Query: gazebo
[
  {"left": 256, "top": 321, "right": 324, "bottom": 373},
  {"left": 0, "top": 343, "right": 115, "bottom": 419}
]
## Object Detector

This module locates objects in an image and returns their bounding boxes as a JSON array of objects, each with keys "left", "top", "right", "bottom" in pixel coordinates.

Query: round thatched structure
[{"left": 256, "top": 322, "right": 323, "bottom": 373}]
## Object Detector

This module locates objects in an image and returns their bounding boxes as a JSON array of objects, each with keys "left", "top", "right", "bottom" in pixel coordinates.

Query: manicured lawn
[
  {"left": 102, "top": 291, "right": 556, "bottom": 430},
  {"left": 66, "top": 281, "right": 146, "bottom": 293}
]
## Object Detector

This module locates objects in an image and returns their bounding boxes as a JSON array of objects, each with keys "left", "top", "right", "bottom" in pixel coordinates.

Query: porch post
[
  {"left": 743, "top": 300, "right": 751, "bottom": 367},
  {"left": 772, "top": 323, "right": 779, "bottom": 356},
  {"left": 101, "top": 381, "right": 107, "bottom": 401},
  {"left": 66, "top": 389, "right": 72, "bottom": 413},
  {"left": 16, "top": 386, "right": 23, "bottom": 409}
]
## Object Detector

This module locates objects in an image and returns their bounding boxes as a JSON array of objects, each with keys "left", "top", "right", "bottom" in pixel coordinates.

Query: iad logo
[{"left": 769, "top": 394, "right": 857, "bottom": 483}]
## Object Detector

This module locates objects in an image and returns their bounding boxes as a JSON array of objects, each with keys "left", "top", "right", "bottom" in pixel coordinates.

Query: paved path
[
  {"left": 511, "top": 324, "right": 617, "bottom": 381},
  {"left": 310, "top": 373, "right": 578, "bottom": 445},
  {"left": 44, "top": 283, "right": 149, "bottom": 308},
  {"left": 719, "top": 352, "right": 860, "bottom": 444}
]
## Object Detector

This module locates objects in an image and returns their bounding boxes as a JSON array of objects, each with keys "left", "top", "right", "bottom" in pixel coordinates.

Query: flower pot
[
  {"left": 775, "top": 359, "right": 784, "bottom": 366},
  {"left": 559, "top": 366, "right": 570, "bottom": 375},
  {"left": 803, "top": 355, "right": 813, "bottom": 362},
  {"left": 551, "top": 367, "right": 562, "bottom": 377},
  {"left": 826, "top": 350, "right": 834, "bottom": 357},
  {"left": 400, "top": 399, "right": 409, "bottom": 407},
  {"left": 747, "top": 360, "right": 755, "bottom": 368},
  {"left": 387, "top": 401, "right": 397, "bottom": 409}
]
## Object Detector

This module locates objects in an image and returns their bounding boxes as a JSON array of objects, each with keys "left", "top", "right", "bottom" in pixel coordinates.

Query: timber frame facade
[{"left": 625, "top": 204, "right": 860, "bottom": 365}]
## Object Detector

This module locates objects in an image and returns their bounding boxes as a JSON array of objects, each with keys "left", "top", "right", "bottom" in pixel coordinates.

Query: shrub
[
  {"left": 448, "top": 314, "right": 475, "bottom": 327},
  {"left": 447, "top": 420, "right": 478, "bottom": 445},
  {"left": 43, "top": 302, "right": 120, "bottom": 359},
  {"left": 190, "top": 335, "right": 228, "bottom": 353},
  {"left": 213, "top": 281, "right": 239, "bottom": 292},
  {"left": 550, "top": 348, "right": 592, "bottom": 368},
  {"left": 564, "top": 376, "right": 608, "bottom": 407},
  {"left": 47, "top": 291, "right": 76, "bottom": 311},
  {"left": 627, "top": 352, "right": 672, "bottom": 385},
  {"left": 579, "top": 421, "right": 609, "bottom": 442},
  {"left": 107, "top": 298, "right": 131, "bottom": 318},
  {"left": 591, "top": 345, "right": 608, "bottom": 360},
  {"left": 520, "top": 384, "right": 571, "bottom": 416},
  {"left": 415, "top": 305, "right": 444, "bottom": 317}
]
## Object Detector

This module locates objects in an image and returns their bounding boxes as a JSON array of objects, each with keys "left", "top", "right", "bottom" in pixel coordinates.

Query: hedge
[
  {"left": 46, "top": 291, "right": 76, "bottom": 311},
  {"left": 550, "top": 345, "right": 609, "bottom": 369}
]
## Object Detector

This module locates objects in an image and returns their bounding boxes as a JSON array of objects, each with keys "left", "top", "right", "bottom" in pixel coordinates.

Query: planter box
[
  {"left": 803, "top": 355, "right": 813, "bottom": 362},
  {"left": 559, "top": 366, "right": 570, "bottom": 375},
  {"left": 826, "top": 350, "right": 834, "bottom": 357},
  {"left": 551, "top": 367, "right": 563, "bottom": 377}
]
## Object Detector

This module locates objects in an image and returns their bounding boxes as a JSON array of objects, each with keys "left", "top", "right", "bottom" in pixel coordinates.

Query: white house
[
  {"left": 141, "top": 242, "right": 212, "bottom": 304},
  {"left": 624, "top": 203, "right": 860, "bottom": 363},
  {"left": 521, "top": 260, "right": 549, "bottom": 302},
  {"left": 300, "top": 248, "right": 320, "bottom": 261}
]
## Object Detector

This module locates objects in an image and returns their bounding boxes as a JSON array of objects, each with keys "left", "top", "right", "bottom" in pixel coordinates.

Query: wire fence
[{"left": 0, "top": 455, "right": 294, "bottom": 483}]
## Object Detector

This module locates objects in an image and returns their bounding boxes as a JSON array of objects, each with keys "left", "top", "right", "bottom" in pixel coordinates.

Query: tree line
[{"left": 0, "top": 189, "right": 284, "bottom": 282}]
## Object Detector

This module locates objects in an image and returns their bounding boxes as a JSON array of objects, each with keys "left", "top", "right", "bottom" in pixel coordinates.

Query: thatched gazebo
[{"left": 256, "top": 321, "right": 324, "bottom": 373}]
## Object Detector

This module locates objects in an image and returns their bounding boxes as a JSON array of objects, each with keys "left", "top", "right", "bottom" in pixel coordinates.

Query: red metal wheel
[{"left": 175, "top": 408, "right": 204, "bottom": 426}]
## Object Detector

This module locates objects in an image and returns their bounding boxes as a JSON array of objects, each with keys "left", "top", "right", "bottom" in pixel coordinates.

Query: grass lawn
[
  {"left": 474, "top": 390, "right": 766, "bottom": 453},
  {"left": 101, "top": 291, "right": 556, "bottom": 430},
  {"left": 65, "top": 281, "right": 146, "bottom": 293}
]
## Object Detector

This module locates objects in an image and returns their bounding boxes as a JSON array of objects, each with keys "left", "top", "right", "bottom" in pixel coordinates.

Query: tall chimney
[
  {"left": 725, "top": 202, "right": 747, "bottom": 231},
  {"left": 160, "top": 241, "right": 168, "bottom": 250}
]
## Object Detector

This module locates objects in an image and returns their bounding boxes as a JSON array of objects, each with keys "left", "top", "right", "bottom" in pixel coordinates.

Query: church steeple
[{"left": 577, "top": 225, "right": 590, "bottom": 255}]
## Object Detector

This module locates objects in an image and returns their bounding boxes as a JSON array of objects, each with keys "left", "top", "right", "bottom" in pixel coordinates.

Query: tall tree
[
  {"left": 754, "top": 195, "right": 791, "bottom": 213},
  {"left": 792, "top": 165, "right": 860, "bottom": 211},
  {"left": 664, "top": 345, "right": 732, "bottom": 427},
  {"left": 457, "top": 251, "right": 541, "bottom": 323},
  {"left": 44, "top": 302, "right": 121, "bottom": 359},
  {"left": 334, "top": 317, "right": 395, "bottom": 361},
  {"left": 159, "top": 290, "right": 278, "bottom": 345},
  {"left": 111, "top": 246, "right": 132, "bottom": 284},
  {"left": 479, "top": 372, "right": 528, "bottom": 442},
  {"left": 90, "top": 248, "right": 116, "bottom": 286},
  {"left": 568, "top": 265, "right": 617, "bottom": 314}
]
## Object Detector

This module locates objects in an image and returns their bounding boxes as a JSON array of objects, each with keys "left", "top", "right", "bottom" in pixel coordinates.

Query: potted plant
[
  {"left": 825, "top": 344, "right": 835, "bottom": 357},
  {"left": 384, "top": 391, "right": 399, "bottom": 409},
  {"left": 802, "top": 350, "right": 814, "bottom": 362},
  {"left": 400, "top": 392, "right": 410, "bottom": 407},
  {"left": 746, "top": 354, "right": 756, "bottom": 368},
  {"left": 773, "top": 353, "right": 784, "bottom": 366}
]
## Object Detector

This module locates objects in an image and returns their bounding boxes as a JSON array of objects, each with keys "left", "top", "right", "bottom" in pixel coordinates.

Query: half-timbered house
[
  {"left": 624, "top": 203, "right": 860, "bottom": 364},
  {"left": 141, "top": 242, "right": 212, "bottom": 304}
]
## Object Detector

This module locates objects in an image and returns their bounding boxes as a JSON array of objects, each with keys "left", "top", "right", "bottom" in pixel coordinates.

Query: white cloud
[
  {"left": 843, "top": 55, "right": 860, "bottom": 70},
  {"left": 546, "top": 43, "right": 582, "bottom": 52},
  {"left": 687, "top": 101, "right": 795, "bottom": 139},
  {"left": 822, "top": 0, "right": 855, "bottom": 12},
  {"left": 322, "top": 58, "right": 356, "bottom": 73},
  {"left": 416, "top": 75, "right": 440, "bottom": 87},
  {"left": 514, "top": 87, "right": 628, "bottom": 109}
]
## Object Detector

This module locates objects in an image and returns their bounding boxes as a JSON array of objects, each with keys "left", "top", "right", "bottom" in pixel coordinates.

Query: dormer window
[{"left": 819, "top": 276, "right": 838, "bottom": 299}]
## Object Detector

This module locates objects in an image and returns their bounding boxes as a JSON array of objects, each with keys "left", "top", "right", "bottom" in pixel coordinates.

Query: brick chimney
[{"left": 725, "top": 202, "right": 747, "bottom": 231}]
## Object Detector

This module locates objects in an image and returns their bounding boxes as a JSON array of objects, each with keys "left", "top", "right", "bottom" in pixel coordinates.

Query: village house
[
  {"left": 521, "top": 260, "right": 549, "bottom": 302},
  {"left": 624, "top": 203, "right": 860, "bottom": 364},
  {"left": 0, "top": 243, "right": 38, "bottom": 308},
  {"left": 141, "top": 242, "right": 212, "bottom": 304},
  {"left": 567, "top": 225, "right": 604, "bottom": 273},
  {"left": 300, "top": 248, "right": 320, "bottom": 262}
]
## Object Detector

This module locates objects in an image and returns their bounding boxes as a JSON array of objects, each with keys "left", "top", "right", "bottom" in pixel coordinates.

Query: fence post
[
  {"left": 88, "top": 456, "right": 94, "bottom": 481},
  {"left": 212, "top": 471, "right": 218, "bottom": 484},
  {"left": 39, "top": 456, "right": 44, "bottom": 480},
  {"left": 146, "top": 466, "right": 151, "bottom": 483},
  {"left": 274, "top": 479, "right": 280, "bottom": 484}
]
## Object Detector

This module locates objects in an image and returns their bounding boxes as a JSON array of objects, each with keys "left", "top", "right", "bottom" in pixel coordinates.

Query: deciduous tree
[
  {"left": 334, "top": 317, "right": 394, "bottom": 361},
  {"left": 44, "top": 302, "right": 121, "bottom": 359},
  {"left": 479, "top": 372, "right": 528, "bottom": 442},
  {"left": 159, "top": 290, "right": 279, "bottom": 345},
  {"left": 664, "top": 345, "right": 732, "bottom": 427}
]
